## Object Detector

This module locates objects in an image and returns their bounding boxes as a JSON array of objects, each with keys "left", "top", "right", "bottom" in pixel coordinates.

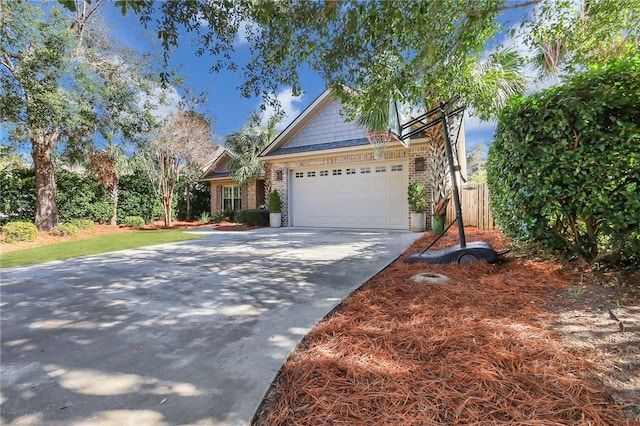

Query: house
[
  {"left": 258, "top": 89, "right": 467, "bottom": 230},
  {"left": 201, "top": 149, "right": 266, "bottom": 213}
]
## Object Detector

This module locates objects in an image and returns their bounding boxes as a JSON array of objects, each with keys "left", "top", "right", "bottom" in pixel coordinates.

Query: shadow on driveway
[{"left": 1, "top": 227, "right": 420, "bottom": 425}]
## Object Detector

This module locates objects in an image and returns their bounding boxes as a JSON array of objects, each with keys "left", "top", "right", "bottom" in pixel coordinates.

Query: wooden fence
[{"left": 445, "top": 183, "right": 495, "bottom": 230}]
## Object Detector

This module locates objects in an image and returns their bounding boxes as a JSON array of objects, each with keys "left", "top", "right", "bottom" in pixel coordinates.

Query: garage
[{"left": 289, "top": 160, "right": 408, "bottom": 229}]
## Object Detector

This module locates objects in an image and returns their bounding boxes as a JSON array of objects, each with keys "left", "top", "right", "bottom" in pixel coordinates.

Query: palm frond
[{"left": 468, "top": 48, "right": 527, "bottom": 121}]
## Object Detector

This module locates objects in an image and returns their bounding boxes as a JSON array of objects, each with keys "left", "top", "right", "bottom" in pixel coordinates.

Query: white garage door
[{"left": 290, "top": 161, "right": 408, "bottom": 229}]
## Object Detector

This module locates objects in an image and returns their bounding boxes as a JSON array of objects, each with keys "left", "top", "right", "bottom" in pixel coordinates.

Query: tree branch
[{"left": 497, "top": 0, "right": 540, "bottom": 12}]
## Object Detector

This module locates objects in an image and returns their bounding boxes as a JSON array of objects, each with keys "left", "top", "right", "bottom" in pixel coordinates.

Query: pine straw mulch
[{"left": 253, "top": 228, "right": 639, "bottom": 425}]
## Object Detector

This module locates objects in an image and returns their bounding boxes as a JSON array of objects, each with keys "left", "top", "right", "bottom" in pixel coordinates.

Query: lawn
[{"left": 0, "top": 228, "right": 205, "bottom": 268}]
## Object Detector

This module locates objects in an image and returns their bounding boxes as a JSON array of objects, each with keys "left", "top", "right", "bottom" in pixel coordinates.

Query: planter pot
[
  {"left": 410, "top": 212, "right": 426, "bottom": 232},
  {"left": 269, "top": 212, "right": 282, "bottom": 228},
  {"left": 431, "top": 214, "right": 445, "bottom": 234}
]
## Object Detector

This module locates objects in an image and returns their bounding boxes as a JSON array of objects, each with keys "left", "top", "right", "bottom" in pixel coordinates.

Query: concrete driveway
[{"left": 0, "top": 227, "right": 420, "bottom": 425}]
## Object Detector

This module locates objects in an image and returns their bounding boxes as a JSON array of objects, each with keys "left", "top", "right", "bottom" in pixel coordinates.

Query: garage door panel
[{"left": 290, "top": 161, "right": 408, "bottom": 230}]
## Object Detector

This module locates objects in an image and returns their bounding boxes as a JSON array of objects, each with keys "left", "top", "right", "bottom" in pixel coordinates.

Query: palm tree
[
  {"left": 356, "top": 48, "right": 527, "bottom": 221},
  {"left": 226, "top": 112, "right": 279, "bottom": 185}
]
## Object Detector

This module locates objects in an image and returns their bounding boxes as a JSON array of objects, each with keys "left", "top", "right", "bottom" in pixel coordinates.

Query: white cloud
[
  {"left": 139, "top": 85, "right": 182, "bottom": 121},
  {"left": 262, "top": 88, "right": 305, "bottom": 132},
  {"left": 234, "top": 19, "right": 253, "bottom": 47},
  {"left": 465, "top": 114, "right": 496, "bottom": 133}
]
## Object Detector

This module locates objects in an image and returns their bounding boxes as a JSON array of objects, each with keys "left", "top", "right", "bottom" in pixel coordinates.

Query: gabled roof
[
  {"left": 259, "top": 88, "right": 370, "bottom": 158},
  {"left": 201, "top": 147, "right": 231, "bottom": 181}
]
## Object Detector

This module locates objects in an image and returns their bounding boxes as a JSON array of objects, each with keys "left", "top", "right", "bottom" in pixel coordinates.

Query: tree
[
  {"left": 466, "top": 144, "right": 487, "bottom": 185},
  {"left": 0, "top": 145, "right": 25, "bottom": 172},
  {"left": 60, "top": 1, "right": 637, "bottom": 114},
  {"left": 226, "top": 112, "right": 279, "bottom": 186},
  {"left": 1, "top": 1, "right": 158, "bottom": 230},
  {"left": 1, "top": 2, "right": 87, "bottom": 230},
  {"left": 139, "top": 107, "right": 214, "bottom": 227},
  {"left": 524, "top": 0, "right": 639, "bottom": 78},
  {"left": 66, "top": 1, "right": 536, "bottom": 116}
]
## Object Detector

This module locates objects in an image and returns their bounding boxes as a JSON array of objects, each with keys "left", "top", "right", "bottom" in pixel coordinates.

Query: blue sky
[{"left": 102, "top": 5, "right": 538, "bottom": 151}]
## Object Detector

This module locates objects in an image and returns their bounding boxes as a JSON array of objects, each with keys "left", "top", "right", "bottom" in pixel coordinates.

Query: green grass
[{"left": 0, "top": 229, "right": 206, "bottom": 268}]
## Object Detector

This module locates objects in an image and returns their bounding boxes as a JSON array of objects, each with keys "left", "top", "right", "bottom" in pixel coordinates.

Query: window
[
  {"left": 360, "top": 167, "right": 371, "bottom": 174},
  {"left": 223, "top": 185, "right": 242, "bottom": 211},
  {"left": 346, "top": 168, "right": 356, "bottom": 175},
  {"left": 391, "top": 165, "right": 403, "bottom": 172},
  {"left": 307, "top": 171, "right": 316, "bottom": 177},
  {"left": 295, "top": 172, "right": 304, "bottom": 178},
  {"left": 332, "top": 169, "right": 342, "bottom": 176},
  {"left": 375, "top": 166, "right": 386, "bottom": 173},
  {"left": 320, "top": 170, "right": 328, "bottom": 176}
]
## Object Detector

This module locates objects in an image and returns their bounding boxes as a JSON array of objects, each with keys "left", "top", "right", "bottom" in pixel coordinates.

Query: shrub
[
  {"left": 121, "top": 216, "right": 145, "bottom": 228},
  {"left": 52, "top": 223, "right": 79, "bottom": 237},
  {"left": 0, "top": 167, "right": 36, "bottom": 225},
  {"left": 118, "top": 170, "right": 163, "bottom": 224},
  {"left": 488, "top": 53, "right": 640, "bottom": 265},
  {"left": 268, "top": 190, "right": 282, "bottom": 213},
  {"left": 212, "top": 209, "right": 234, "bottom": 222},
  {"left": 56, "top": 170, "right": 111, "bottom": 224},
  {"left": 408, "top": 182, "right": 428, "bottom": 213},
  {"left": 198, "top": 211, "right": 211, "bottom": 224},
  {"left": 177, "top": 178, "right": 211, "bottom": 221},
  {"left": 2, "top": 221, "right": 38, "bottom": 243},
  {"left": 71, "top": 219, "right": 95, "bottom": 230},
  {"left": 234, "top": 209, "right": 269, "bottom": 227}
]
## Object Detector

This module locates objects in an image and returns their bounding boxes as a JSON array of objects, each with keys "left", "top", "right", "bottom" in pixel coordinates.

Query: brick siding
[{"left": 265, "top": 141, "right": 437, "bottom": 229}]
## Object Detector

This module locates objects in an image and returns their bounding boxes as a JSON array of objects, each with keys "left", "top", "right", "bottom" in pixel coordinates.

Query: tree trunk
[
  {"left": 32, "top": 131, "right": 58, "bottom": 231},
  {"left": 184, "top": 184, "right": 193, "bottom": 222},
  {"left": 163, "top": 194, "right": 172, "bottom": 227},
  {"left": 109, "top": 185, "right": 118, "bottom": 226}
]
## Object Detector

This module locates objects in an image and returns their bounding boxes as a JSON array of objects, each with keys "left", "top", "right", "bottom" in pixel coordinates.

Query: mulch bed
[{"left": 253, "top": 227, "right": 636, "bottom": 425}]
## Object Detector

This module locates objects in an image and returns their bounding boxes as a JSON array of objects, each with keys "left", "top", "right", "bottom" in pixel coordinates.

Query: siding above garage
[
  {"left": 258, "top": 87, "right": 466, "bottom": 231},
  {"left": 285, "top": 100, "right": 366, "bottom": 148}
]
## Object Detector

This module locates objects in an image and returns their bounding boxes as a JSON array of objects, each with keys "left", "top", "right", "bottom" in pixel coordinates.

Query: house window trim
[{"left": 222, "top": 185, "right": 242, "bottom": 211}]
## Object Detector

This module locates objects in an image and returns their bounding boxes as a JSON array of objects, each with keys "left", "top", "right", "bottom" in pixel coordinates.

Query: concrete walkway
[{"left": 0, "top": 228, "right": 420, "bottom": 425}]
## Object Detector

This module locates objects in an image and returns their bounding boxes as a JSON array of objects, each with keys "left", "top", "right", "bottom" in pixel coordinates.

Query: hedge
[{"left": 487, "top": 53, "right": 640, "bottom": 265}]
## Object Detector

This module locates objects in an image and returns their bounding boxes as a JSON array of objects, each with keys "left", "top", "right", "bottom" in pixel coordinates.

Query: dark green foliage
[
  {"left": 117, "top": 170, "right": 163, "bottom": 224},
  {"left": 121, "top": 216, "right": 145, "bottom": 228},
  {"left": 408, "top": 182, "right": 428, "bottom": 213},
  {"left": 52, "top": 222, "right": 79, "bottom": 237},
  {"left": 212, "top": 209, "right": 233, "bottom": 222},
  {"left": 1, "top": 167, "right": 166, "bottom": 226},
  {"left": 488, "top": 54, "right": 640, "bottom": 265},
  {"left": 2, "top": 221, "right": 38, "bottom": 243},
  {"left": 176, "top": 179, "right": 210, "bottom": 221},
  {"left": 234, "top": 209, "right": 269, "bottom": 227},
  {"left": 56, "top": 170, "right": 112, "bottom": 224},
  {"left": 268, "top": 190, "right": 281, "bottom": 213},
  {"left": 0, "top": 167, "right": 36, "bottom": 225}
]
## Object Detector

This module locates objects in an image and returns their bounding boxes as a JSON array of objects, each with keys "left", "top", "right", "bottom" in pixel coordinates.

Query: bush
[
  {"left": 234, "top": 209, "right": 269, "bottom": 227},
  {"left": 177, "top": 179, "right": 211, "bottom": 221},
  {"left": 52, "top": 223, "right": 79, "bottom": 237},
  {"left": 268, "top": 190, "right": 281, "bottom": 213},
  {"left": 121, "top": 216, "right": 145, "bottom": 228},
  {"left": 56, "top": 170, "right": 112, "bottom": 224},
  {"left": 212, "top": 209, "right": 234, "bottom": 222},
  {"left": 118, "top": 170, "right": 163, "bottom": 224},
  {"left": 71, "top": 219, "right": 95, "bottom": 230},
  {"left": 0, "top": 167, "right": 36, "bottom": 225},
  {"left": 408, "top": 182, "right": 428, "bottom": 213},
  {"left": 198, "top": 211, "right": 211, "bottom": 224},
  {"left": 488, "top": 53, "right": 640, "bottom": 265},
  {"left": 2, "top": 221, "right": 38, "bottom": 243}
]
